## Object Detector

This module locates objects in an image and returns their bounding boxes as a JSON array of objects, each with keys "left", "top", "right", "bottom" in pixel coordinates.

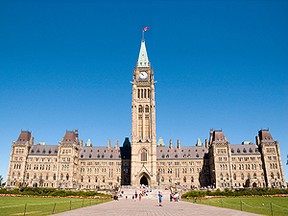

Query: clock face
[{"left": 139, "top": 72, "right": 148, "bottom": 79}]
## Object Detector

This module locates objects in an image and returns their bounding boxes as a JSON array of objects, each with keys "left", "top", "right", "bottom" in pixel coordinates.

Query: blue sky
[{"left": 0, "top": 0, "right": 287, "bottom": 181}]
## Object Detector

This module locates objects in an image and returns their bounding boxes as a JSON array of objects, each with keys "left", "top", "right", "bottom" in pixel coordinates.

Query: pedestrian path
[{"left": 53, "top": 196, "right": 261, "bottom": 216}]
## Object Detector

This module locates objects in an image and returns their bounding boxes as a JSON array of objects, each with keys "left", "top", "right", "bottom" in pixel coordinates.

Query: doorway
[{"left": 140, "top": 175, "right": 148, "bottom": 186}]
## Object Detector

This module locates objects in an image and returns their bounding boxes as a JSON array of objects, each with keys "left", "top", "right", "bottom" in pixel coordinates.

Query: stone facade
[{"left": 6, "top": 39, "right": 286, "bottom": 190}]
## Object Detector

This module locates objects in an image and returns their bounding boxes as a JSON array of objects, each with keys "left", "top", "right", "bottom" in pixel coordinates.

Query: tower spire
[{"left": 137, "top": 40, "right": 149, "bottom": 68}]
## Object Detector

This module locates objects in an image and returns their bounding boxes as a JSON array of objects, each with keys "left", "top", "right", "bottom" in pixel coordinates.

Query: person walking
[{"left": 158, "top": 191, "right": 163, "bottom": 207}]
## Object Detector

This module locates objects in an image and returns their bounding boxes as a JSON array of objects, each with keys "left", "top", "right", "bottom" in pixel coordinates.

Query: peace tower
[{"left": 130, "top": 39, "right": 157, "bottom": 186}]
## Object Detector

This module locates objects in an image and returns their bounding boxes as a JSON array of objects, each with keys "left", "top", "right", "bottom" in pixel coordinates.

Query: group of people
[{"left": 115, "top": 186, "right": 180, "bottom": 207}]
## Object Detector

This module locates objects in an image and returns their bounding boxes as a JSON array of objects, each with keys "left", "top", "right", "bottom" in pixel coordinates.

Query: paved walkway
[{"left": 53, "top": 197, "right": 261, "bottom": 216}]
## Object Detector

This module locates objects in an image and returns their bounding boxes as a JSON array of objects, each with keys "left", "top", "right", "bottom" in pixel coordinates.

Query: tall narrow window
[
  {"left": 138, "top": 115, "right": 143, "bottom": 138},
  {"left": 141, "top": 149, "right": 148, "bottom": 162},
  {"left": 138, "top": 105, "right": 143, "bottom": 113},
  {"left": 145, "top": 114, "right": 150, "bottom": 139},
  {"left": 145, "top": 105, "right": 149, "bottom": 113}
]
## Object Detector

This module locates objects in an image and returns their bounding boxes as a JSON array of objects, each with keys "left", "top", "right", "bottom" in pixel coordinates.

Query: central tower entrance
[
  {"left": 130, "top": 39, "right": 157, "bottom": 187},
  {"left": 140, "top": 175, "right": 149, "bottom": 186}
]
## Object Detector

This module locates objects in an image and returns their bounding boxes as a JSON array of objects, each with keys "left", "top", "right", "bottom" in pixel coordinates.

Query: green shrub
[{"left": 182, "top": 188, "right": 288, "bottom": 199}]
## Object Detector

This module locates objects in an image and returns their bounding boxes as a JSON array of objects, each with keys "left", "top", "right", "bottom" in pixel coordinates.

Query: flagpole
[{"left": 142, "top": 29, "right": 144, "bottom": 41}]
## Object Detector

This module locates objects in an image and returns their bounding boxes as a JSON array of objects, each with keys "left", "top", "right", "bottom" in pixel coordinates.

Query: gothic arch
[
  {"left": 139, "top": 172, "right": 150, "bottom": 186},
  {"left": 139, "top": 148, "right": 148, "bottom": 162}
]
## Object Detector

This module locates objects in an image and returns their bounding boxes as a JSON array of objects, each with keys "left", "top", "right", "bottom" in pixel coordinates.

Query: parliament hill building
[{"left": 6, "top": 39, "right": 286, "bottom": 190}]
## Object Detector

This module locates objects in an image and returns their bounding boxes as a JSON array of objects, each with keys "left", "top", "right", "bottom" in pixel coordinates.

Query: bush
[
  {"left": 182, "top": 188, "right": 288, "bottom": 199},
  {"left": 0, "top": 187, "right": 111, "bottom": 198}
]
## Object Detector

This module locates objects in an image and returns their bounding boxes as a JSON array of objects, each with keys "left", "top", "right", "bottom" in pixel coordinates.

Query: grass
[
  {"left": 0, "top": 196, "right": 111, "bottom": 216},
  {"left": 186, "top": 196, "right": 288, "bottom": 216}
]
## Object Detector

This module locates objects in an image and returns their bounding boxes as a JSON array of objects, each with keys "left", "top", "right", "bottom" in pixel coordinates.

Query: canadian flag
[{"left": 143, "top": 26, "right": 149, "bottom": 32}]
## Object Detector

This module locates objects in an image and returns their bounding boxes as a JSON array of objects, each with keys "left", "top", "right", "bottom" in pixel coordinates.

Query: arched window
[
  {"left": 191, "top": 176, "right": 194, "bottom": 183},
  {"left": 220, "top": 173, "right": 223, "bottom": 180},
  {"left": 145, "top": 105, "right": 149, "bottom": 113},
  {"left": 233, "top": 173, "right": 236, "bottom": 180},
  {"left": 253, "top": 173, "right": 257, "bottom": 179},
  {"left": 66, "top": 174, "right": 69, "bottom": 180},
  {"left": 139, "top": 105, "right": 143, "bottom": 113},
  {"left": 241, "top": 173, "right": 244, "bottom": 180},
  {"left": 141, "top": 149, "right": 148, "bottom": 162},
  {"left": 138, "top": 89, "right": 140, "bottom": 98}
]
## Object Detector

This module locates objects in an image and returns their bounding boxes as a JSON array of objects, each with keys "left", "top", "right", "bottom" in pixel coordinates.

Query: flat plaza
[{"left": 54, "top": 196, "right": 260, "bottom": 216}]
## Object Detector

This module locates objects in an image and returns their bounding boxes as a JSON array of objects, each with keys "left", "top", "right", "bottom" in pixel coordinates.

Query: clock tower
[{"left": 130, "top": 39, "right": 157, "bottom": 186}]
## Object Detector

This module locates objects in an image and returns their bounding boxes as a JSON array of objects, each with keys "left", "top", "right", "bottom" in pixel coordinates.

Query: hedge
[
  {"left": 182, "top": 188, "right": 288, "bottom": 199},
  {"left": 0, "top": 187, "right": 111, "bottom": 198}
]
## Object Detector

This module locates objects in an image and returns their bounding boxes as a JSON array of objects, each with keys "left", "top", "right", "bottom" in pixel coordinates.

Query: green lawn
[
  {"left": 186, "top": 196, "right": 288, "bottom": 216},
  {"left": 0, "top": 196, "right": 110, "bottom": 216}
]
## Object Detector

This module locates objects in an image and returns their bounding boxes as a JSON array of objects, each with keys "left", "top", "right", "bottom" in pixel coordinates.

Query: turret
[{"left": 177, "top": 139, "right": 181, "bottom": 149}]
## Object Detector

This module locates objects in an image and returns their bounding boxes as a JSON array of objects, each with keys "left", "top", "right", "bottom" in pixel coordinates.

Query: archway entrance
[{"left": 140, "top": 176, "right": 148, "bottom": 186}]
